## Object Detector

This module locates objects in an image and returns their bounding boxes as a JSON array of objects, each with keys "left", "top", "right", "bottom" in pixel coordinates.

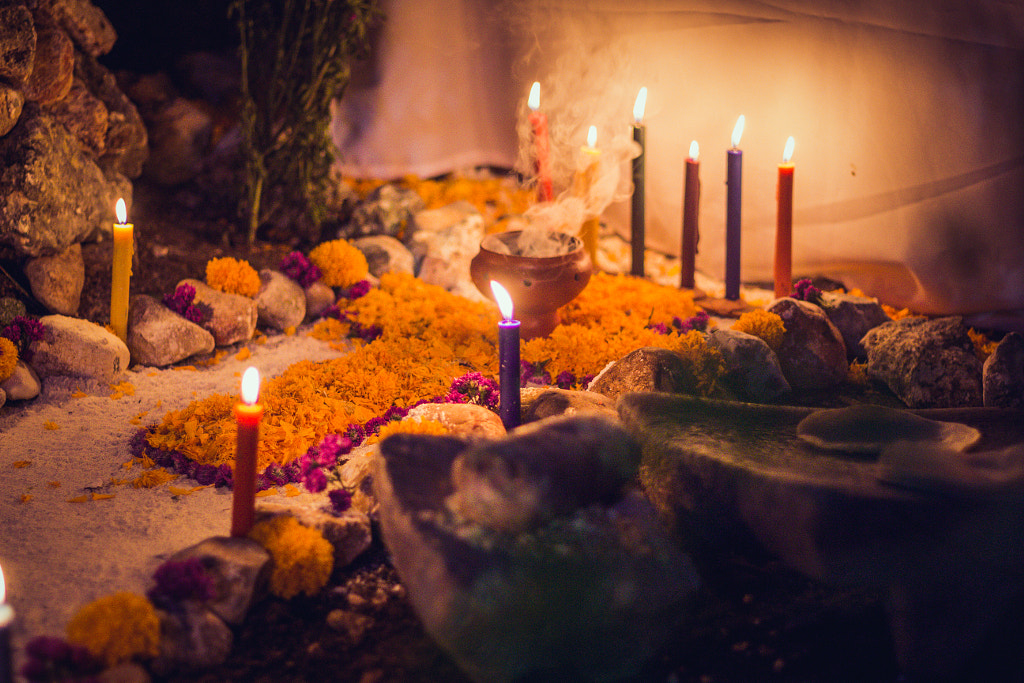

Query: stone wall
[{"left": 0, "top": 0, "right": 147, "bottom": 260}]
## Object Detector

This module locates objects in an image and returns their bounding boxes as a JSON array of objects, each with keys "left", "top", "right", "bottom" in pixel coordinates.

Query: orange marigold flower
[
  {"left": 249, "top": 515, "right": 334, "bottom": 599},
  {"left": 66, "top": 592, "right": 160, "bottom": 666},
  {"left": 308, "top": 239, "right": 369, "bottom": 288},
  {"left": 732, "top": 309, "right": 785, "bottom": 351},
  {"left": 0, "top": 337, "right": 17, "bottom": 382},
  {"left": 205, "top": 257, "right": 261, "bottom": 297}
]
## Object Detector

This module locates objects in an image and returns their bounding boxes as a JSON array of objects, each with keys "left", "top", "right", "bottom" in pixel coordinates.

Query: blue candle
[
  {"left": 725, "top": 115, "right": 744, "bottom": 301},
  {"left": 491, "top": 281, "right": 520, "bottom": 430},
  {"left": 630, "top": 86, "right": 647, "bottom": 277}
]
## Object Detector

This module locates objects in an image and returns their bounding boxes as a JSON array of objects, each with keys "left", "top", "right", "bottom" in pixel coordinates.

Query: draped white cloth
[{"left": 332, "top": 0, "right": 1024, "bottom": 316}]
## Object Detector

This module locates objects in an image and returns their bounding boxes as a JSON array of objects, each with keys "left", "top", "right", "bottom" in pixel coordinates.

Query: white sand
[{"left": 0, "top": 329, "right": 347, "bottom": 660}]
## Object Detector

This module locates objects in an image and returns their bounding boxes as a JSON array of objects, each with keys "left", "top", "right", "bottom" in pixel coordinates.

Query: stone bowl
[
  {"left": 371, "top": 416, "right": 700, "bottom": 682},
  {"left": 469, "top": 230, "right": 592, "bottom": 339}
]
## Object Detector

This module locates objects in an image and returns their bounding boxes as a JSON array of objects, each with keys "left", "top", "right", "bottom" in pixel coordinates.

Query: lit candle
[
  {"left": 1, "top": 563, "right": 13, "bottom": 683},
  {"left": 491, "top": 281, "right": 520, "bottom": 430},
  {"left": 681, "top": 140, "right": 700, "bottom": 289},
  {"left": 630, "top": 87, "right": 647, "bottom": 277},
  {"left": 573, "top": 125, "right": 602, "bottom": 266},
  {"left": 775, "top": 136, "right": 795, "bottom": 298},
  {"left": 527, "top": 82, "right": 554, "bottom": 202},
  {"left": 110, "top": 198, "right": 133, "bottom": 341},
  {"left": 231, "top": 367, "right": 262, "bottom": 537},
  {"left": 725, "top": 115, "right": 744, "bottom": 301}
]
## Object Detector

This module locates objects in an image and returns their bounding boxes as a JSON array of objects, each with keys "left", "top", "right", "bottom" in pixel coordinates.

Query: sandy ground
[{"left": 0, "top": 328, "right": 347, "bottom": 665}]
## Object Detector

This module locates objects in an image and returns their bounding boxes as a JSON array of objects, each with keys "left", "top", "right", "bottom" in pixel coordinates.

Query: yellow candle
[
  {"left": 572, "top": 125, "right": 601, "bottom": 266},
  {"left": 110, "top": 198, "right": 133, "bottom": 342}
]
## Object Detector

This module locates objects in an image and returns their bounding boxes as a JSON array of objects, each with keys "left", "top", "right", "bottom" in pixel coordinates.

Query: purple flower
[
  {"left": 446, "top": 372, "right": 499, "bottom": 409},
  {"left": 520, "top": 360, "right": 551, "bottom": 386},
  {"left": 263, "top": 464, "right": 289, "bottom": 486},
  {"left": 303, "top": 467, "right": 328, "bottom": 493},
  {"left": 340, "top": 279, "right": 372, "bottom": 300},
  {"left": 646, "top": 322, "right": 670, "bottom": 335},
  {"left": 280, "top": 251, "right": 322, "bottom": 287},
  {"left": 792, "top": 278, "right": 824, "bottom": 305},
  {"left": 147, "top": 557, "right": 215, "bottom": 607},
  {"left": 215, "top": 464, "right": 234, "bottom": 488},
  {"left": 328, "top": 488, "right": 353, "bottom": 514},
  {"left": 673, "top": 311, "right": 710, "bottom": 334},
  {"left": 2, "top": 315, "right": 45, "bottom": 358},
  {"left": 555, "top": 371, "right": 576, "bottom": 389},
  {"left": 317, "top": 433, "right": 353, "bottom": 465},
  {"left": 21, "top": 636, "right": 101, "bottom": 682},
  {"left": 194, "top": 464, "right": 219, "bottom": 486},
  {"left": 162, "top": 283, "right": 196, "bottom": 314}
]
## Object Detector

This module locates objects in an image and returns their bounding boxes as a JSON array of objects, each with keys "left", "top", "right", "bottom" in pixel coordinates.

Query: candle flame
[
  {"left": 586, "top": 125, "right": 597, "bottom": 148},
  {"left": 241, "top": 366, "right": 260, "bottom": 405},
  {"left": 783, "top": 136, "right": 795, "bottom": 163},
  {"left": 115, "top": 198, "right": 127, "bottom": 224},
  {"left": 731, "top": 115, "right": 745, "bottom": 148},
  {"left": 0, "top": 562, "right": 5, "bottom": 603},
  {"left": 689, "top": 140, "right": 699, "bottom": 161},
  {"left": 490, "top": 280, "right": 514, "bottom": 320},
  {"left": 633, "top": 87, "right": 647, "bottom": 124},
  {"left": 528, "top": 81, "right": 540, "bottom": 111}
]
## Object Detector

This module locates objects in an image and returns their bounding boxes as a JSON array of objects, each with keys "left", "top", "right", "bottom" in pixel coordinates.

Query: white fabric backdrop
[{"left": 333, "top": 0, "right": 1024, "bottom": 316}]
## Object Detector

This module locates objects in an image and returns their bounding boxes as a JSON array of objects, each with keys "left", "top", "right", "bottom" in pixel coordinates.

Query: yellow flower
[
  {"left": 67, "top": 592, "right": 160, "bottom": 666},
  {"left": 205, "top": 257, "right": 261, "bottom": 297},
  {"left": 671, "top": 330, "right": 725, "bottom": 396},
  {"left": 249, "top": 516, "right": 334, "bottom": 599},
  {"left": 0, "top": 337, "right": 17, "bottom": 383},
  {"left": 732, "top": 309, "right": 785, "bottom": 351},
  {"left": 308, "top": 239, "right": 369, "bottom": 288}
]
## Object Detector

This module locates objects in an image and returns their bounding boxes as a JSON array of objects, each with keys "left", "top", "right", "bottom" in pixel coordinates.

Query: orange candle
[
  {"left": 681, "top": 140, "right": 700, "bottom": 289},
  {"left": 110, "top": 198, "right": 133, "bottom": 342},
  {"left": 774, "top": 136, "right": 795, "bottom": 298},
  {"left": 527, "top": 82, "right": 553, "bottom": 202},
  {"left": 572, "top": 125, "right": 601, "bottom": 265},
  {"left": 231, "top": 367, "right": 263, "bottom": 537}
]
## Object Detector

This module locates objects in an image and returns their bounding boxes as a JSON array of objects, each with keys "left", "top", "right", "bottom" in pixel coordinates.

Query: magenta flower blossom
[
  {"left": 280, "top": 251, "right": 322, "bottom": 287},
  {"left": 147, "top": 557, "right": 215, "bottom": 608}
]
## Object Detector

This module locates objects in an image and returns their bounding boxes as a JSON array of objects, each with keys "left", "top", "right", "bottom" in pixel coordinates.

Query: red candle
[
  {"left": 528, "top": 82, "right": 553, "bottom": 203},
  {"left": 491, "top": 281, "right": 520, "bottom": 430},
  {"left": 775, "top": 136, "right": 795, "bottom": 298},
  {"left": 231, "top": 366, "right": 262, "bottom": 537},
  {"left": 725, "top": 115, "right": 744, "bottom": 301},
  {"left": 681, "top": 140, "right": 700, "bottom": 289}
]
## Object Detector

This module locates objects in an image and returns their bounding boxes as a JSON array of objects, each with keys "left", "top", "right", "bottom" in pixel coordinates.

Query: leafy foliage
[{"left": 231, "top": 0, "right": 382, "bottom": 244}]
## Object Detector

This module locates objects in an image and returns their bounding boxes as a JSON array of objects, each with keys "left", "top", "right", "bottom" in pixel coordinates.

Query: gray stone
[
  {"left": 126, "top": 295, "right": 215, "bottom": 367},
  {"left": 44, "top": 77, "right": 108, "bottom": 156},
  {"left": 0, "top": 5, "right": 35, "bottom": 87},
  {"left": 374, "top": 424, "right": 700, "bottom": 683},
  {"left": 76, "top": 53, "right": 147, "bottom": 178},
  {"left": 0, "top": 387, "right": 5, "bottom": 409},
  {"left": 255, "top": 502, "right": 372, "bottom": 569},
  {"left": 23, "top": 20, "right": 73, "bottom": 106},
  {"left": 97, "top": 662, "right": 150, "bottom": 683},
  {"left": 447, "top": 414, "right": 641, "bottom": 533},
  {"left": 407, "top": 201, "right": 485, "bottom": 300},
  {"left": 0, "top": 360, "right": 41, "bottom": 401},
  {"left": 405, "top": 402, "right": 506, "bottom": 439},
  {"left": 169, "top": 535, "right": 270, "bottom": 625},
  {"left": 48, "top": 0, "right": 118, "bottom": 57},
  {"left": 0, "top": 105, "right": 124, "bottom": 257},
  {"left": 821, "top": 291, "right": 891, "bottom": 359},
  {"left": 338, "top": 445, "right": 378, "bottom": 518},
  {"left": 24, "top": 242, "right": 84, "bottom": 315},
  {"left": 29, "top": 314, "right": 129, "bottom": 382},
  {"left": 255, "top": 269, "right": 305, "bottom": 331},
  {"left": 768, "top": 297, "right": 849, "bottom": 390},
  {"left": 178, "top": 279, "right": 257, "bottom": 347},
  {"left": 303, "top": 281, "right": 335, "bottom": 321},
  {"left": 0, "top": 84, "right": 24, "bottom": 137},
  {"left": 862, "top": 316, "right": 983, "bottom": 408},
  {"left": 153, "top": 602, "right": 232, "bottom": 672},
  {"left": 709, "top": 328, "right": 791, "bottom": 402},
  {"left": 589, "top": 346, "right": 696, "bottom": 401},
  {"left": 521, "top": 387, "right": 618, "bottom": 423},
  {"left": 142, "top": 98, "right": 212, "bottom": 186},
  {"left": 983, "top": 332, "right": 1024, "bottom": 410},
  {"left": 352, "top": 235, "right": 415, "bottom": 277},
  {"left": 342, "top": 183, "right": 424, "bottom": 240}
]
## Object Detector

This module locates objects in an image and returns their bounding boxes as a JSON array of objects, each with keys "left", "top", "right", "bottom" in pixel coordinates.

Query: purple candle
[
  {"left": 491, "top": 281, "right": 520, "bottom": 430},
  {"left": 630, "top": 86, "right": 647, "bottom": 277},
  {"left": 725, "top": 115, "right": 745, "bottom": 301}
]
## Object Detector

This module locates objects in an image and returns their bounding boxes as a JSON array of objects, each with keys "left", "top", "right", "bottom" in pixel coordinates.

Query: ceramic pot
[{"left": 470, "top": 231, "right": 592, "bottom": 339}]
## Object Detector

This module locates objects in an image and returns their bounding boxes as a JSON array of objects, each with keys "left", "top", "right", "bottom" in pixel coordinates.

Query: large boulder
[
  {"left": 29, "top": 314, "right": 129, "bottom": 382},
  {"left": 0, "top": 105, "right": 124, "bottom": 257},
  {"left": 708, "top": 328, "right": 791, "bottom": 402},
  {"left": 0, "top": 5, "right": 35, "bottom": 88},
  {"left": 47, "top": 0, "right": 118, "bottom": 58},
  {"left": 589, "top": 346, "right": 697, "bottom": 401},
  {"left": 23, "top": 242, "right": 84, "bottom": 315},
  {"left": 22, "top": 17, "right": 74, "bottom": 106},
  {"left": 768, "top": 297, "right": 849, "bottom": 390},
  {"left": 255, "top": 269, "right": 305, "bottom": 331},
  {"left": 177, "top": 279, "right": 257, "bottom": 347},
  {"left": 862, "top": 316, "right": 983, "bottom": 408},
  {"left": 126, "top": 295, "right": 215, "bottom": 367},
  {"left": 75, "top": 53, "right": 147, "bottom": 178},
  {"left": 820, "top": 291, "right": 890, "bottom": 359}
]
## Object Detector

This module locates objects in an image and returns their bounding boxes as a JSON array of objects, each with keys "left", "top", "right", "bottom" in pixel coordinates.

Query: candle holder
[{"left": 470, "top": 230, "right": 592, "bottom": 340}]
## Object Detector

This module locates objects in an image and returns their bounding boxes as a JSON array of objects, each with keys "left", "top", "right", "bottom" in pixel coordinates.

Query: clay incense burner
[{"left": 470, "top": 230, "right": 592, "bottom": 339}]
